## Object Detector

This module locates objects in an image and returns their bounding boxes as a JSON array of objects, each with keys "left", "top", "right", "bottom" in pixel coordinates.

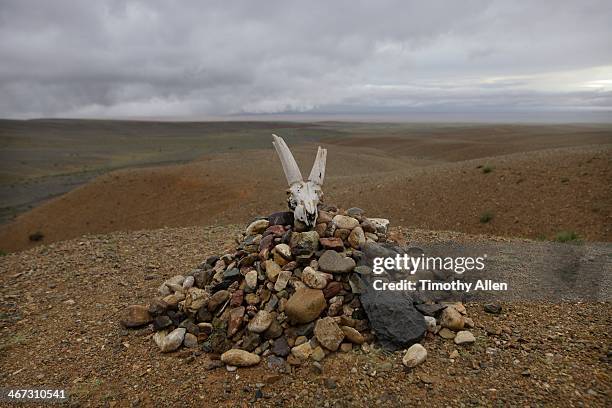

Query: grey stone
[
  {"left": 454, "top": 330, "right": 476, "bottom": 345},
  {"left": 268, "top": 211, "right": 294, "bottom": 226},
  {"left": 318, "top": 250, "right": 356, "bottom": 274},
  {"left": 415, "top": 303, "right": 447, "bottom": 317},
  {"left": 360, "top": 277, "right": 426, "bottom": 350},
  {"left": 271, "top": 336, "right": 290, "bottom": 357}
]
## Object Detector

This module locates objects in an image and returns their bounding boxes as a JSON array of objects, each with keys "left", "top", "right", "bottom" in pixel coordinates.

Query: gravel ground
[{"left": 0, "top": 225, "right": 610, "bottom": 407}]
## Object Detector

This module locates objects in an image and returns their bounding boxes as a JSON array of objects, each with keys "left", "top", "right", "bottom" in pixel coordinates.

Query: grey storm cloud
[{"left": 0, "top": 0, "right": 611, "bottom": 118}]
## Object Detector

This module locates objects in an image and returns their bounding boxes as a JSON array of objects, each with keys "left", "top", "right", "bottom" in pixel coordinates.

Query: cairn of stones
[{"left": 122, "top": 208, "right": 392, "bottom": 367}]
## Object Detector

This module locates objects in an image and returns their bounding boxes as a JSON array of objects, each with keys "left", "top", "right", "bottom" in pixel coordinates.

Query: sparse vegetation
[
  {"left": 29, "top": 231, "right": 44, "bottom": 242},
  {"left": 479, "top": 211, "right": 494, "bottom": 223},
  {"left": 0, "top": 249, "right": 6, "bottom": 256},
  {"left": 554, "top": 231, "right": 579, "bottom": 243},
  {"left": 482, "top": 165, "right": 494, "bottom": 174},
  {"left": 0, "top": 333, "right": 26, "bottom": 353}
]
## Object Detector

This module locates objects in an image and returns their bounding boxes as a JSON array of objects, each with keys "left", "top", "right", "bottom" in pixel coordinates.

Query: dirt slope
[{"left": 0, "top": 143, "right": 610, "bottom": 253}]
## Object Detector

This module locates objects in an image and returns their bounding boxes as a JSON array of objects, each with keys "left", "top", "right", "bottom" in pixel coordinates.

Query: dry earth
[
  {"left": 0, "top": 225, "right": 610, "bottom": 407},
  {"left": 0, "top": 143, "right": 610, "bottom": 253}
]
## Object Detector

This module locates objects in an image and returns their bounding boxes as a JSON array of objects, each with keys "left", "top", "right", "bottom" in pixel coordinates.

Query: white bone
[
  {"left": 272, "top": 134, "right": 326, "bottom": 228},
  {"left": 308, "top": 146, "right": 327, "bottom": 186},
  {"left": 272, "top": 134, "right": 302, "bottom": 186}
]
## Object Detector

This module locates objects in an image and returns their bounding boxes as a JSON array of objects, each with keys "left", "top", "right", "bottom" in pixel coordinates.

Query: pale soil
[{"left": 0, "top": 225, "right": 610, "bottom": 407}]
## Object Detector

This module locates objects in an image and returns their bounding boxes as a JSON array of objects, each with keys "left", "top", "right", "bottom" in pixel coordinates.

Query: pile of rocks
[
  {"left": 121, "top": 207, "right": 391, "bottom": 368},
  {"left": 120, "top": 206, "right": 479, "bottom": 370}
]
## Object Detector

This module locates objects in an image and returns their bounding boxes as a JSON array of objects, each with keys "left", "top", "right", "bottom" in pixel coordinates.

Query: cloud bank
[{"left": 1, "top": 0, "right": 611, "bottom": 119}]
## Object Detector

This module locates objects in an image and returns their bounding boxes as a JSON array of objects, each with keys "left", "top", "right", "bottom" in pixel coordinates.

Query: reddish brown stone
[
  {"left": 323, "top": 281, "right": 343, "bottom": 299},
  {"left": 319, "top": 237, "right": 344, "bottom": 251},
  {"left": 264, "top": 225, "right": 286, "bottom": 237},
  {"left": 230, "top": 289, "right": 244, "bottom": 308}
]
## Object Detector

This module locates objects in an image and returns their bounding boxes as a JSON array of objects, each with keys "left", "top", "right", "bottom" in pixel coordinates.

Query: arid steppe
[{"left": 0, "top": 120, "right": 610, "bottom": 253}]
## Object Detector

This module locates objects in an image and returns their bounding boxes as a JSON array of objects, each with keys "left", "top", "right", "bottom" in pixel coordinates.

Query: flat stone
[
  {"left": 318, "top": 250, "right": 356, "bottom": 274},
  {"left": 439, "top": 327, "right": 456, "bottom": 339},
  {"left": 120, "top": 305, "right": 152, "bottom": 328},
  {"left": 402, "top": 343, "right": 427, "bottom": 368},
  {"left": 314, "top": 317, "right": 345, "bottom": 351},
  {"left": 454, "top": 330, "right": 476, "bottom": 345},
  {"left": 285, "top": 288, "right": 327, "bottom": 324},
  {"left": 221, "top": 349, "right": 261, "bottom": 367}
]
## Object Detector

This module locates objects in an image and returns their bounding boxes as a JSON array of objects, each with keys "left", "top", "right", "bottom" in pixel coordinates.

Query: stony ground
[{"left": 0, "top": 225, "right": 610, "bottom": 407}]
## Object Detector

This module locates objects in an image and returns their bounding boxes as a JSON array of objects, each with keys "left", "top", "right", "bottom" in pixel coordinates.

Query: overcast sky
[{"left": 1, "top": 0, "right": 611, "bottom": 119}]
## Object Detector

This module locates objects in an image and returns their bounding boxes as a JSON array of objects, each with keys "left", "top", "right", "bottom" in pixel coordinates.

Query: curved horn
[
  {"left": 272, "top": 134, "right": 303, "bottom": 185},
  {"left": 308, "top": 146, "right": 327, "bottom": 186}
]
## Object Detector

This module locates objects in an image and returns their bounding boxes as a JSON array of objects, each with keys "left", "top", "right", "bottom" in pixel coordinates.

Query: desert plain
[{"left": 0, "top": 119, "right": 610, "bottom": 406}]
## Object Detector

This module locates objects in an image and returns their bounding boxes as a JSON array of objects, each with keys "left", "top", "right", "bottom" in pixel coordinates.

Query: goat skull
[{"left": 272, "top": 134, "right": 327, "bottom": 228}]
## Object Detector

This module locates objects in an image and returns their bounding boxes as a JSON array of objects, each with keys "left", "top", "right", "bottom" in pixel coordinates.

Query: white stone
[
  {"left": 424, "top": 316, "right": 437, "bottom": 332},
  {"left": 245, "top": 270, "right": 258, "bottom": 290},
  {"left": 402, "top": 343, "right": 427, "bottom": 368},
  {"left": 221, "top": 349, "right": 261, "bottom": 367},
  {"left": 182, "top": 275, "right": 194, "bottom": 290},
  {"left": 454, "top": 331, "right": 476, "bottom": 345}
]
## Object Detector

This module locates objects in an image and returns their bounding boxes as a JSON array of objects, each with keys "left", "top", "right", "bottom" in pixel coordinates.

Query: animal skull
[{"left": 272, "top": 134, "right": 327, "bottom": 228}]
